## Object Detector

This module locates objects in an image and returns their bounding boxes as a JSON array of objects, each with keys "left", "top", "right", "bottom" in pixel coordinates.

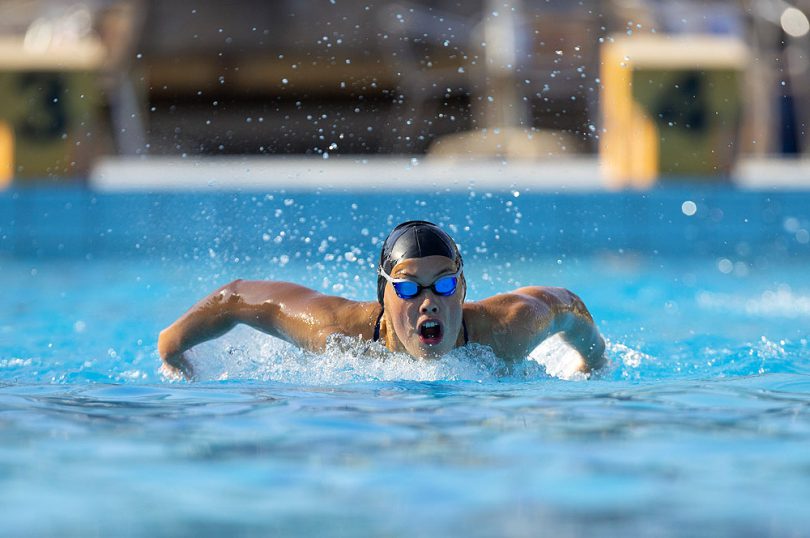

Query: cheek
[
  {"left": 402, "top": 302, "right": 421, "bottom": 324},
  {"left": 387, "top": 301, "right": 418, "bottom": 330},
  {"left": 440, "top": 295, "right": 463, "bottom": 316}
]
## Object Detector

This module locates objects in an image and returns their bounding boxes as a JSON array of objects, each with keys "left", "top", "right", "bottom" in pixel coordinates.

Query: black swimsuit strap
[
  {"left": 374, "top": 309, "right": 468, "bottom": 346},
  {"left": 462, "top": 317, "right": 469, "bottom": 345},
  {"left": 373, "top": 309, "right": 384, "bottom": 342}
]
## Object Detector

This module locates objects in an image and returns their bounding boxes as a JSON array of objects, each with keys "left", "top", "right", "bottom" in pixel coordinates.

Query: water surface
[{"left": 1, "top": 189, "right": 809, "bottom": 536}]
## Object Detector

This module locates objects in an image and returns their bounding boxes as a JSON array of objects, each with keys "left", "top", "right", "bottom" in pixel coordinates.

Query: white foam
[
  {"left": 166, "top": 326, "right": 560, "bottom": 384},
  {"left": 527, "top": 333, "right": 589, "bottom": 381},
  {"left": 160, "top": 326, "right": 656, "bottom": 384},
  {"left": 608, "top": 340, "right": 654, "bottom": 369}
]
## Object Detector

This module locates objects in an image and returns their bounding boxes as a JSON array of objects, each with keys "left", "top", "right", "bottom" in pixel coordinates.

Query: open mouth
[{"left": 418, "top": 320, "right": 443, "bottom": 345}]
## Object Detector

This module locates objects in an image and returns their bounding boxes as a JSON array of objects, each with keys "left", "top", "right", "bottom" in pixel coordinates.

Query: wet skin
[{"left": 158, "top": 255, "right": 605, "bottom": 378}]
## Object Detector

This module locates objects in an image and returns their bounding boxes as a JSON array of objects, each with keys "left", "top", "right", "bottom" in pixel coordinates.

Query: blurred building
[
  {"left": 0, "top": 0, "right": 808, "bottom": 175},
  {"left": 135, "top": 0, "right": 612, "bottom": 156}
]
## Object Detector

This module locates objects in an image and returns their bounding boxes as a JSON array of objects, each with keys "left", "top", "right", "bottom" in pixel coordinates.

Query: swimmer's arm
[
  {"left": 498, "top": 286, "right": 605, "bottom": 373},
  {"left": 519, "top": 287, "right": 606, "bottom": 373},
  {"left": 158, "top": 280, "right": 375, "bottom": 376}
]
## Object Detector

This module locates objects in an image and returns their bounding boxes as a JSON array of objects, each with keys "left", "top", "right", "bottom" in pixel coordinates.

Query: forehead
[{"left": 391, "top": 255, "right": 457, "bottom": 278}]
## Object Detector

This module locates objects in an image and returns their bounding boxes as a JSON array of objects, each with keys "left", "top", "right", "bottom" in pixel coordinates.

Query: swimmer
[{"left": 158, "top": 220, "right": 605, "bottom": 378}]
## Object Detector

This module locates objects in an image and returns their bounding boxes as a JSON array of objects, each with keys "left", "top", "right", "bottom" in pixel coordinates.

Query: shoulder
[
  {"left": 464, "top": 286, "right": 555, "bottom": 325},
  {"left": 462, "top": 286, "right": 575, "bottom": 359},
  {"left": 509, "top": 286, "right": 581, "bottom": 305},
  {"left": 466, "top": 286, "right": 569, "bottom": 318},
  {"left": 312, "top": 298, "right": 381, "bottom": 341}
]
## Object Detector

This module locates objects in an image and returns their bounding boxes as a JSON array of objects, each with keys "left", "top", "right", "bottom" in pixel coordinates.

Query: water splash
[
  {"left": 7, "top": 330, "right": 803, "bottom": 386},
  {"left": 601, "top": 339, "right": 657, "bottom": 381},
  {"left": 527, "top": 333, "right": 589, "bottom": 381},
  {"left": 176, "top": 330, "right": 557, "bottom": 385},
  {"left": 599, "top": 336, "right": 809, "bottom": 381},
  {"left": 167, "top": 327, "right": 648, "bottom": 384}
]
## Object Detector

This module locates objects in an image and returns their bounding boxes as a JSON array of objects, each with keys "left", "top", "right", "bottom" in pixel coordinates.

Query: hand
[
  {"left": 160, "top": 350, "right": 195, "bottom": 380},
  {"left": 158, "top": 327, "right": 194, "bottom": 380}
]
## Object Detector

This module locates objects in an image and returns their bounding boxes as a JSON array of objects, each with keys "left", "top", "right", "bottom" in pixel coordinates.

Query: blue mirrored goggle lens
[
  {"left": 433, "top": 275, "right": 457, "bottom": 295},
  {"left": 393, "top": 281, "right": 420, "bottom": 299}
]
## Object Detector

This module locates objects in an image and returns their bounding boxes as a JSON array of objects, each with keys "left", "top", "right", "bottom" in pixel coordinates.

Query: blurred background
[{"left": 0, "top": 0, "right": 808, "bottom": 188}]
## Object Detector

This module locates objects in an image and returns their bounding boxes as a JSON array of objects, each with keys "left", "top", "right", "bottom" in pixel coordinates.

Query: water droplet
[{"left": 681, "top": 200, "right": 697, "bottom": 216}]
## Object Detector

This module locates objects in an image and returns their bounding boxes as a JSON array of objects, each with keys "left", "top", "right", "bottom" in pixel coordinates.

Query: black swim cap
[{"left": 377, "top": 220, "right": 462, "bottom": 304}]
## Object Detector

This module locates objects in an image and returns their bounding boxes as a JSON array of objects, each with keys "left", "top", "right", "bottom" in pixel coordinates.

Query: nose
[{"left": 419, "top": 292, "right": 439, "bottom": 314}]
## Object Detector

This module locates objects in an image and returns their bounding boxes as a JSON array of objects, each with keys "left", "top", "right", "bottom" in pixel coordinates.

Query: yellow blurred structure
[
  {"left": 0, "top": 121, "right": 12, "bottom": 187},
  {"left": 600, "top": 35, "right": 748, "bottom": 188},
  {"left": 0, "top": 37, "right": 104, "bottom": 181}
]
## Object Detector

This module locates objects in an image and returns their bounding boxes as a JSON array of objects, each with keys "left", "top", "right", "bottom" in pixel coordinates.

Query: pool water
[{"left": 1, "top": 188, "right": 809, "bottom": 536}]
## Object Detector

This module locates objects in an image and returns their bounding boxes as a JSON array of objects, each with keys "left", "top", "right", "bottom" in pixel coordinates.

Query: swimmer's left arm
[{"left": 515, "top": 287, "right": 606, "bottom": 373}]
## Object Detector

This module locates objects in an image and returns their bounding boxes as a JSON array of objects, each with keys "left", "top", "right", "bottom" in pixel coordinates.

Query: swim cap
[{"left": 377, "top": 220, "right": 462, "bottom": 304}]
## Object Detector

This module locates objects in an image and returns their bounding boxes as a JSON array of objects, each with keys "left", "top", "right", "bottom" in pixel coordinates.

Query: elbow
[
  {"left": 225, "top": 279, "right": 243, "bottom": 294},
  {"left": 203, "top": 280, "right": 245, "bottom": 324},
  {"left": 157, "top": 328, "right": 175, "bottom": 360},
  {"left": 217, "top": 279, "right": 245, "bottom": 305},
  {"left": 553, "top": 290, "right": 594, "bottom": 332},
  {"left": 563, "top": 289, "right": 592, "bottom": 321}
]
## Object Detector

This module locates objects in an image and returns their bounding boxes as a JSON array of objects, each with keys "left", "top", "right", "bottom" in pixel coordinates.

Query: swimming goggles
[{"left": 378, "top": 266, "right": 462, "bottom": 299}]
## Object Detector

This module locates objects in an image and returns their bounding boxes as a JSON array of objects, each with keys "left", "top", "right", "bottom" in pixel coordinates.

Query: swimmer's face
[{"left": 383, "top": 255, "right": 465, "bottom": 359}]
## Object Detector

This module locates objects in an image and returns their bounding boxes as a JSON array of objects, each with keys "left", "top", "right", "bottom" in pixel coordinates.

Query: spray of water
[{"left": 160, "top": 326, "right": 632, "bottom": 384}]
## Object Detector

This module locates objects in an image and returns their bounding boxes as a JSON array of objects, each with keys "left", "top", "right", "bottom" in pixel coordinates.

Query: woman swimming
[{"left": 158, "top": 220, "right": 605, "bottom": 378}]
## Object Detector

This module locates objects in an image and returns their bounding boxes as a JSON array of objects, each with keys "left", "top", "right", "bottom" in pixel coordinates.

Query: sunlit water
[{"left": 2, "top": 188, "right": 810, "bottom": 536}]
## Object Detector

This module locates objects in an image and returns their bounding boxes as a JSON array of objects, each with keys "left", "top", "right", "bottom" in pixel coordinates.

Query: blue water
[{"left": 2, "top": 188, "right": 810, "bottom": 537}]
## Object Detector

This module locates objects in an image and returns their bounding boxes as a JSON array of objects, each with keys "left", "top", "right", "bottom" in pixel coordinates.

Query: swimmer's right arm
[{"left": 158, "top": 279, "right": 377, "bottom": 377}]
